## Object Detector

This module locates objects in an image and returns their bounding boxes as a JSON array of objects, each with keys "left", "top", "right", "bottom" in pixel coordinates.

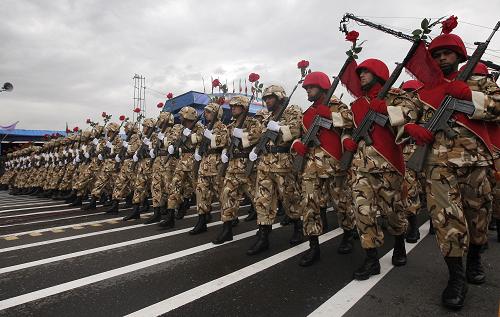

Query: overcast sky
[{"left": 1, "top": 0, "right": 499, "bottom": 131}]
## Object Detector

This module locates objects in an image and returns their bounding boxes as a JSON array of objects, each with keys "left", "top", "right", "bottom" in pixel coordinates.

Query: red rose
[
  {"left": 212, "top": 79, "right": 221, "bottom": 88},
  {"left": 217, "top": 97, "right": 225, "bottom": 105},
  {"left": 297, "top": 60, "right": 309, "bottom": 69},
  {"left": 133, "top": 107, "right": 141, "bottom": 113},
  {"left": 166, "top": 92, "right": 173, "bottom": 99},
  {"left": 441, "top": 15, "right": 458, "bottom": 34},
  {"left": 157, "top": 102, "right": 164, "bottom": 108},
  {"left": 66, "top": 128, "right": 70, "bottom": 133},
  {"left": 73, "top": 127, "right": 79, "bottom": 132},
  {"left": 345, "top": 30, "right": 359, "bottom": 43},
  {"left": 119, "top": 115, "right": 126, "bottom": 121},
  {"left": 248, "top": 73, "right": 260, "bottom": 83},
  {"left": 101, "top": 112, "right": 107, "bottom": 117},
  {"left": 86, "top": 118, "right": 91, "bottom": 124}
]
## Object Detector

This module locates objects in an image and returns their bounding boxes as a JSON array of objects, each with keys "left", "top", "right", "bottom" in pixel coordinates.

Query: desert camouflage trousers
[
  {"left": 196, "top": 174, "right": 222, "bottom": 215},
  {"left": 425, "top": 165, "right": 492, "bottom": 257},
  {"left": 167, "top": 166, "right": 195, "bottom": 209},
  {"left": 403, "top": 168, "right": 426, "bottom": 216},
  {"left": 132, "top": 159, "right": 152, "bottom": 204},
  {"left": 151, "top": 157, "right": 176, "bottom": 208},
  {"left": 352, "top": 171, "right": 407, "bottom": 249},
  {"left": 255, "top": 169, "right": 301, "bottom": 225},
  {"left": 74, "top": 160, "right": 100, "bottom": 196},
  {"left": 91, "top": 159, "right": 116, "bottom": 198},
  {"left": 59, "top": 163, "right": 77, "bottom": 191},
  {"left": 302, "top": 173, "right": 356, "bottom": 236},
  {"left": 112, "top": 159, "right": 135, "bottom": 201},
  {"left": 220, "top": 172, "right": 255, "bottom": 222}
]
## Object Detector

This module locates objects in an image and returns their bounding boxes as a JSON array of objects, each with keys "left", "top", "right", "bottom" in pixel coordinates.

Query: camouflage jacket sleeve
[
  {"left": 210, "top": 121, "right": 228, "bottom": 149},
  {"left": 273, "top": 104, "right": 302, "bottom": 145},
  {"left": 127, "top": 133, "right": 141, "bottom": 155},
  {"left": 111, "top": 135, "right": 123, "bottom": 155},
  {"left": 190, "top": 122, "right": 204, "bottom": 147},
  {"left": 468, "top": 75, "right": 500, "bottom": 122},
  {"left": 384, "top": 88, "right": 421, "bottom": 144},
  {"left": 166, "top": 124, "right": 183, "bottom": 147},
  {"left": 329, "top": 96, "right": 353, "bottom": 129},
  {"left": 241, "top": 117, "right": 263, "bottom": 148}
]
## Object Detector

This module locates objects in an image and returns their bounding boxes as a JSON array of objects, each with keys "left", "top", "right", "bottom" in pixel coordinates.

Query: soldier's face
[
  {"left": 359, "top": 69, "right": 374, "bottom": 86},
  {"left": 432, "top": 49, "right": 459, "bottom": 74},
  {"left": 182, "top": 119, "right": 195, "bottom": 129},
  {"left": 230, "top": 105, "right": 244, "bottom": 117},
  {"left": 142, "top": 126, "right": 148, "bottom": 134},
  {"left": 305, "top": 86, "right": 322, "bottom": 102},
  {"left": 204, "top": 110, "right": 214, "bottom": 122},
  {"left": 264, "top": 96, "right": 278, "bottom": 111}
]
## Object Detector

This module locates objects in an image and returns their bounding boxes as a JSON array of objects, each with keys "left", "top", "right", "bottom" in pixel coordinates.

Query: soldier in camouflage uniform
[
  {"left": 54, "top": 133, "right": 80, "bottom": 199},
  {"left": 400, "top": 34, "right": 500, "bottom": 309},
  {"left": 143, "top": 111, "right": 176, "bottom": 224},
  {"left": 63, "top": 129, "right": 92, "bottom": 203},
  {"left": 245, "top": 85, "right": 303, "bottom": 255},
  {"left": 342, "top": 59, "right": 413, "bottom": 279},
  {"left": 123, "top": 118, "right": 156, "bottom": 221},
  {"left": 157, "top": 107, "right": 203, "bottom": 228},
  {"left": 82, "top": 122, "right": 123, "bottom": 211},
  {"left": 213, "top": 96, "right": 263, "bottom": 244},
  {"left": 291, "top": 72, "right": 357, "bottom": 267},
  {"left": 190, "top": 102, "right": 227, "bottom": 234},
  {"left": 105, "top": 121, "right": 141, "bottom": 214}
]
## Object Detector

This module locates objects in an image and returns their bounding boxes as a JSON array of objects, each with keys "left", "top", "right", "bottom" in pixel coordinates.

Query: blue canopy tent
[{"left": 0, "top": 129, "right": 67, "bottom": 156}]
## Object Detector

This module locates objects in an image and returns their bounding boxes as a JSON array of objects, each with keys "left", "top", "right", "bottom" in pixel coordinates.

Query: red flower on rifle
[
  {"left": 86, "top": 118, "right": 91, "bottom": 124},
  {"left": 101, "top": 112, "right": 107, "bottom": 118},
  {"left": 217, "top": 97, "right": 225, "bottom": 105},
  {"left": 73, "top": 127, "right": 79, "bottom": 132},
  {"left": 119, "top": 115, "right": 126, "bottom": 121},
  {"left": 441, "top": 15, "right": 458, "bottom": 34},
  {"left": 212, "top": 79, "right": 221, "bottom": 88},
  {"left": 66, "top": 128, "right": 70, "bottom": 133},
  {"left": 166, "top": 92, "right": 173, "bottom": 99},
  {"left": 157, "top": 102, "right": 164, "bottom": 108},
  {"left": 297, "top": 60, "right": 309, "bottom": 69},
  {"left": 248, "top": 73, "right": 260, "bottom": 83},
  {"left": 133, "top": 107, "right": 141, "bottom": 113},
  {"left": 345, "top": 30, "right": 359, "bottom": 43}
]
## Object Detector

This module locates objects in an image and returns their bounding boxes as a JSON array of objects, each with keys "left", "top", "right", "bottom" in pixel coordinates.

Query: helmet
[
  {"left": 124, "top": 121, "right": 139, "bottom": 134},
  {"left": 92, "top": 124, "right": 104, "bottom": 138},
  {"left": 106, "top": 122, "right": 120, "bottom": 133},
  {"left": 82, "top": 130, "right": 92, "bottom": 140},
  {"left": 205, "top": 103, "right": 224, "bottom": 120},
  {"left": 262, "top": 85, "right": 287, "bottom": 100},
  {"left": 302, "top": 72, "right": 331, "bottom": 90},
  {"left": 179, "top": 106, "right": 198, "bottom": 121},
  {"left": 429, "top": 33, "right": 467, "bottom": 63},
  {"left": 401, "top": 80, "right": 424, "bottom": 92},
  {"left": 229, "top": 96, "right": 250, "bottom": 110},
  {"left": 356, "top": 59, "right": 390, "bottom": 82},
  {"left": 142, "top": 118, "right": 157, "bottom": 128},
  {"left": 157, "top": 111, "right": 174, "bottom": 127},
  {"left": 459, "top": 62, "right": 489, "bottom": 76}
]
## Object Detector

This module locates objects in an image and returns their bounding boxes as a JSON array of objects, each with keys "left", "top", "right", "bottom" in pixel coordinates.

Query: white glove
[
  {"left": 168, "top": 144, "right": 175, "bottom": 154},
  {"left": 59, "top": 161, "right": 63, "bottom": 166},
  {"left": 249, "top": 148, "right": 258, "bottom": 161},
  {"left": 72, "top": 158, "right": 77, "bottom": 165},
  {"left": 267, "top": 120, "right": 281, "bottom": 132},
  {"left": 76, "top": 156, "right": 81, "bottom": 163},
  {"left": 221, "top": 149, "right": 229, "bottom": 163},
  {"left": 98, "top": 154, "right": 103, "bottom": 160},
  {"left": 127, "top": 145, "right": 131, "bottom": 151},
  {"left": 69, "top": 149, "right": 74, "bottom": 154},
  {"left": 55, "top": 153, "right": 59, "bottom": 158},
  {"left": 63, "top": 150, "right": 68, "bottom": 156},
  {"left": 183, "top": 128, "right": 192, "bottom": 137},
  {"left": 194, "top": 148, "right": 202, "bottom": 161},
  {"left": 92, "top": 138, "right": 99, "bottom": 145},
  {"left": 45, "top": 163, "right": 49, "bottom": 168},
  {"left": 157, "top": 132, "right": 165, "bottom": 140},
  {"left": 149, "top": 149, "right": 156, "bottom": 158},
  {"left": 115, "top": 154, "right": 121, "bottom": 163},
  {"left": 203, "top": 129, "right": 213, "bottom": 140},
  {"left": 106, "top": 141, "right": 113, "bottom": 148},
  {"left": 143, "top": 137, "right": 151, "bottom": 146},
  {"left": 122, "top": 141, "right": 129, "bottom": 147},
  {"left": 133, "top": 153, "right": 139, "bottom": 162},
  {"left": 81, "top": 145, "right": 87, "bottom": 152},
  {"left": 84, "top": 152, "right": 90, "bottom": 159},
  {"left": 28, "top": 163, "right": 32, "bottom": 168},
  {"left": 232, "top": 128, "right": 243, "bottom": 138}
]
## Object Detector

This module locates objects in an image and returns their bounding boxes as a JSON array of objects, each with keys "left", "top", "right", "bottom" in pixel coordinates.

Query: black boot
[
  {"left": 232, "top": 217, "right": 240, "bottom": 227},
  {"left": 206, "top": 212, "right": 213, "bottom": 223},
  {"left": 497, "top": 219, "right": 500, "bottom": 242},
  {"left": 189, "top": 214, "right": 208, "bottom": 235},
  {"left": 124, "top": 193, "right": 133, "bottom": 208},
  {"left": 140, "top": 198, "right": 150, "bottom": 212},
  {"left": 144, "top": 207, "right": 162, "bottom": 224},
  {"left": 69, "top": 195, "right": 83, "bottom": 206},
  {"left": 320, "top": 207, "right": 329, "bottom": 234},
  {"left": 105, "top": 199, "right": 120, "bottom": 214},
  {"left": 466, "top": 244, "right": 486, "bottom": 284},
  {"left": 392, "top": 234, "right": 407, "bottom": 266},
  {"left": 213, "top": 221, "right": 233, "bottom": 244},
  {"left": 280, "top": 214, "right": 291, "bottom": 226},
  {"left": 337, "top": 229, "right": 355, "bottom": 254},
  {"left": 277, "top": 200, "right": 285, "bottom": 217},
  {"left": 63, "top": 190, "right": 77, "bottom": 202},
  {"left": 175, "top": 199, "right": 190, "bottom": 220},
  {"left": 247, "top": 225, "right": 271, "bottom": 255},
  {"left": 41, "top": 189, "right": 54, "bottom": 198},
  {"left": 51, "top": 190, "right": 61, "bottom": 199},
  {"left": 488, "top": 218, "right": 497, "bottom": 231},
  {"left": 442, "top": 257, "right": 467, "bottom": 310},
  {"left": 158, "top": 208, "right": 175, "bottom": 228},
  {"left": 30, "top": 187, "right": 41, "bottom": 196},
  {"left": 354, "top": 248, "right": 380, "bottom": 280},
  {"left": 98, "top": 192, "right": 108, "bottom": 205},
  {"left": 82, "top": 196, "right": 97, "bottom": 211},
  {"left": 299, "top": 236, "right": 320, "bottom": 267},
  {"left": 289, "top": 219, "right": 304, "bottom": 245},
  {"left": 405, "top": 214, "right": 420, "bottom": 243},
  {"left": 244, "top": 203, "right": 257, "bottom": 222},
  {"left": 122, "top": 204, "right": 141, "bottom": 221},
  {"left": 429, "top": 218, "right": 436, "bottom": 235}
]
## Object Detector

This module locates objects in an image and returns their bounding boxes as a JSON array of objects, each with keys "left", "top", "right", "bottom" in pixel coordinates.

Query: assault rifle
[
  {"left": 163, "top": 114, "right": 201, "bottom": 163},
  {"left": 114, "top": 124, "right": 136, "bottom": 171},
  {"left": 194, "top": 104, "right": 222, "bottom": 178},
  {"left": 406, "top": 21, "right": 500, "bottom": 172}
]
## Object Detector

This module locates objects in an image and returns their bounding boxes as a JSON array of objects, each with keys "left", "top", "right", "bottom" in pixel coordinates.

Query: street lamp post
[{"left": 0, "top": 82, "right": 13, "bottom": 93}]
